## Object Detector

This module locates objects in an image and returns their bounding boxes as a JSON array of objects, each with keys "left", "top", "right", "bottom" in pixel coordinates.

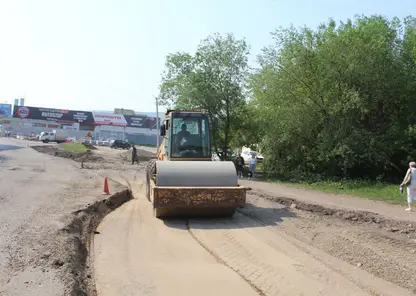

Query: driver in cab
[
  {"left": 175, "top": 123, "right": 191, "bottom": 153},
  {"left": 177, "top": 123, "right": 190, "bottom": 140}
]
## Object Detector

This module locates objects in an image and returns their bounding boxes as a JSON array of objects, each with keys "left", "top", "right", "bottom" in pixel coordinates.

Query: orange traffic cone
[{"left": 102, "top": 177, "right": 110, "bottom": 195}]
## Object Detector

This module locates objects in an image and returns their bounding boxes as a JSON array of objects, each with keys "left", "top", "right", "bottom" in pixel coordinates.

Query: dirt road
[
  {"left": 10, "top": 140, "right": 413, "bottom": 295},
  {"left": 93, "top": 181, "right": 414, "bottom": 296},
  {"left": 0, "top": 138, "right": 125, "bottom": 296},
  {"left": 240, "top": 180, "right": 415, "bottom": 223}
]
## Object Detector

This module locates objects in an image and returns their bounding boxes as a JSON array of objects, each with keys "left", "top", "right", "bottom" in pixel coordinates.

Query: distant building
[
  {"left": 114, "top": 108, "right": 135, "bottom": 115},
  {"left": 92, "top": 110, "right": 162, "bottom": 145},
  {"left": 1, "top": 104, "right": 162, "bottom": 146}
]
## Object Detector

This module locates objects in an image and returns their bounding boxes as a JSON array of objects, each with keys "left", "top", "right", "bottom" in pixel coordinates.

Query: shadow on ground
[
  {"left": 162, "top": 202, "right": 296, "bottom": 230},
  {"left": 0, "top": 144, "right": 24, "bottom": 151}
]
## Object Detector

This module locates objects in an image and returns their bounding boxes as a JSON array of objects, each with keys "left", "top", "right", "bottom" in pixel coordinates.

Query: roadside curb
[{"left": 58, "top": 187, "right": 133, "bottom": 296}]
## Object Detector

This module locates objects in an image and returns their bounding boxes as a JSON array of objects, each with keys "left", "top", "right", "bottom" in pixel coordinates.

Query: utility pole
[
  {"left": 154, "top": 95, "right": 160, "bottom": 154},
  {"left": 121, "top": 108, "right": 126, "bottom": 142}
]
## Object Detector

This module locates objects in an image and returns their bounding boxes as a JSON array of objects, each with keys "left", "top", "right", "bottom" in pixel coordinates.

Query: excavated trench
[{"left": 60, "top": 188, "right": 133, "bottom": 296}]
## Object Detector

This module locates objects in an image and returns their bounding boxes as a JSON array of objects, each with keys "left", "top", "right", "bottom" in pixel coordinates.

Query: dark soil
[
  {"left": 249, "top": 190, "right": 416, "bottom": 237},
  {"left": 121, "top": 149, "right": 156, "bottom": 162},
  {"left": 82, "top": 143, "right": 98, "bottom": 150},
  {"left": 58, "top": 188, "right": 133, "bottom": 296},
  {"left": 31, "top": 145, "right": 104, "bottom": 163}
]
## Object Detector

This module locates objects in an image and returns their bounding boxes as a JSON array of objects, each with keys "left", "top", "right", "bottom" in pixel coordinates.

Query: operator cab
[{"left": 160, "top": 111, "right": 211, "bottom": 160}]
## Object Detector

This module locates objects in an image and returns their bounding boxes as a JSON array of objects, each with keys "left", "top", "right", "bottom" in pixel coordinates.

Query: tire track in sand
[
  {"left": 188, "top": 211, "right": 414, "bottom": 296},
  {"left": 92, "top": 181, "right": 260, "bottom": 296},
  {"left": 93, "top": 179, "right": 413, "bottom": 296}
]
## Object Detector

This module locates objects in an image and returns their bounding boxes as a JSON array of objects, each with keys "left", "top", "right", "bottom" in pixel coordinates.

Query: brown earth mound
[
  {"left": 249, "top": 190, "right": 416, "bottom": 235},
  {"left": 31, "top": 146, "right": 104, "bottom": 163},
  {"left": 82, "top": 143, "right": 98, "bottom": 150},
  {"left": 59, "top": 188, "right": 133, "bottom": 296},
  {"left": 121, "top": 148, "right": 156, "bottom": 162}
]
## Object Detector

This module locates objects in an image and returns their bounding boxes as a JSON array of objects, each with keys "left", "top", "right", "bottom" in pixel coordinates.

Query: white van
[{"left": 39, "top": 130, "right": 68, "bottom": 143}]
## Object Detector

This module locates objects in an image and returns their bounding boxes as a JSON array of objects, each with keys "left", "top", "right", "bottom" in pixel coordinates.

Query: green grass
[
  {"left": 62, "top": 143, "right": 88, "bottom": 153},
  {"left": 270, "top": 179, "right": 405, "bottom": 205}
]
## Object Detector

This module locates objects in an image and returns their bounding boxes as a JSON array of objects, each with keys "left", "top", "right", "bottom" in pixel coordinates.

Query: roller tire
[{"left": 145, "top": 159, "right": 157, "bottom": 201}]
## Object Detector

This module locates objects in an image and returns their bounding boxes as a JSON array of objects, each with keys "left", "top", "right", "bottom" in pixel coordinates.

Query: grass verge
[
  {"left": 271, "top": 179, "right": 405, "bottom": 205},
  {"left": 62, "top": 143, "right": 88, "bottom": 153}
]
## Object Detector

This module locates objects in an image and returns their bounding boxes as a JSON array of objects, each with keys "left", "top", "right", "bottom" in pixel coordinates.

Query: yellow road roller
[{"left": 145, "top": 109, "right": 249, "bottom": 218}]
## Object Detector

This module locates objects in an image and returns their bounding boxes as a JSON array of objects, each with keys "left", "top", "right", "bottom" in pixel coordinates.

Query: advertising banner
[
  {"left": 148, "top": 117, "right": 160, "bottom": 129},
  {"left": 124, "top": 115, "right": 147, "bottom": 128},
  {"left": 0, "top": 104, "right": 12, "bottom": 117},
  {"left": 124, "top": 115, "right": 160, "bottom": 129},
  {"left": 92, "top": 112, "right": 127, "bottom": 126},
  {"left": 12, "top": 105, "right": 94, "bottom": 124}
]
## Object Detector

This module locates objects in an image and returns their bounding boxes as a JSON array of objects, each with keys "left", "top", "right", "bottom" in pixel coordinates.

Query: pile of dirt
[
  {"left": 121, "top": 148, "right": 156, "bottom": 162},
  {"left": 31, "top": 145, "right": 104, "bottom": 163},
  {"left": 82, "top": 143, "right": 98, "bottom": 150},
  {"left": 57, "top": 187, "right": 133, "bottom": 296},
  {"left": 249, "top": 190, "right": 416, "bottom": 236}
]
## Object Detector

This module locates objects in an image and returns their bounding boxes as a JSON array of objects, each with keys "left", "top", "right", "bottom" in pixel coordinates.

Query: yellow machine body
[{"left": 145, "top": 110, "right": 249, "bottom": 218}]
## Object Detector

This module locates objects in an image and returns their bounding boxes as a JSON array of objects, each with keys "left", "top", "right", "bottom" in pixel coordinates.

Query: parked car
[
  {"left": 110, "top": 140, "right": 131, "bottom": 149},
  {"left": 66, "top": 137, "right": 77, "bottom": 143},
  {"left": 211, "top": 149, "right": 237, "bottom": 161},
  {"left": 242, "top": 151, "right": 264, "bottom": 163},
  {"left": 101, "top": 140, "right": 111, "bottom": 147},
  {"left": 212, "top": 153, "right": 220, "bottom": 161}
]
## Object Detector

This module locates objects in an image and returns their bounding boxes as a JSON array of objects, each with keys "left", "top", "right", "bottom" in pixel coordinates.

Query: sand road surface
[{"left": 93, "top": 182, "right": 413, "bottom": 296}]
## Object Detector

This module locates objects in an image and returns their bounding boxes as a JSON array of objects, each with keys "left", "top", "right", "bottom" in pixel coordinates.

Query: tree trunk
[{"left": 223, "top": 97, "right": 231, "bottom": 161}]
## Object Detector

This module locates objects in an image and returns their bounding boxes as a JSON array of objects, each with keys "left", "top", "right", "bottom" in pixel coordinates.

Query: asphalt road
[{"left": 0, "top": 138, "right": 103, "bottom": 296}]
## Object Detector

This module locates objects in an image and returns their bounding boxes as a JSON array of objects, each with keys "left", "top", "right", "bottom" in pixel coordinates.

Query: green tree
[
  {"left": 159, "top": 33, "right": 251, "bottom": 160},
  {"left": 252, "top": 15, "right": 416, "bottom": 181}
]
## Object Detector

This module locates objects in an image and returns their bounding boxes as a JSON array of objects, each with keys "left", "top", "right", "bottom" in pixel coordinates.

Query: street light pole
[{"left": 155, "top": 95, "right": 160, "bottom": 154}]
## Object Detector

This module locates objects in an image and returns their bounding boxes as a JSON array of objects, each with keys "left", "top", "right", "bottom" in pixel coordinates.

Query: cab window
[{"left": 171, "top": 114, "right": 210, "bottom": 158}]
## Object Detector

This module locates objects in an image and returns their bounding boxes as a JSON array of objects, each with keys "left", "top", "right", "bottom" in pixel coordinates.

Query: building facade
[{"left": 1, "top": 105, "right": 161, "bottom": 145}]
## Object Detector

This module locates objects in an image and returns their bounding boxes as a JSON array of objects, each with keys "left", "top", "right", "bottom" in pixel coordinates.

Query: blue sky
[{"left": 0, "top": 0, "right": 414, "bottom": 113}]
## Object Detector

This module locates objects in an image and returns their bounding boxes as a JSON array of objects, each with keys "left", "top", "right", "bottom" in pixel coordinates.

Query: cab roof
[{"left": 165, "top": 109, "right": 205, "bottom": 116}]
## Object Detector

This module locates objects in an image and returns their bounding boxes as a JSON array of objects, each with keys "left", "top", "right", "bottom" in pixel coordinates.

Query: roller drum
[{"left": 155, "top": 161, "right": 238, "bottom": 187}]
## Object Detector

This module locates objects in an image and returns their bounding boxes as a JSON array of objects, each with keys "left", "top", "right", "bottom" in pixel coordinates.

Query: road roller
[{"left": 145, "top": 109, "right": 250, "bottom": 218}]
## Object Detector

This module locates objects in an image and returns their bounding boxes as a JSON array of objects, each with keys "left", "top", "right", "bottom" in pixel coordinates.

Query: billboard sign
[
  {"left": 148, "top": 117, "right": 160, "bottom": 129},
  {"left": 0, "top": 104, "right": 12, "bottom": 117},
  {"left": 13, "top": 105, "right": 94, "bottom": 124},
  {"left": 145, "top": 117, "right": 159, "bottom": 130},
  {"left": 124, "top": 115, "right": 147, "bottom": 128},
  {"left": 124, "top": 115, "right": 160, "bottom": 129},
  {"left": 92, "top": 112, "right": 127, "bottom": 126}
]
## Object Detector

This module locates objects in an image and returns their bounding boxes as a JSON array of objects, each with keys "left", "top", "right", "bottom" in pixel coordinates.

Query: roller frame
[{"left": 146, "top": 160, "right": 249, "bottom": 218}]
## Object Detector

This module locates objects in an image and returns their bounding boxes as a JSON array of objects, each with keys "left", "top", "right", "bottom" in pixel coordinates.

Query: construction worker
[
  {"left": 177, "top": 123, "right": 191, "bottom": 140},
  {"left": 248, "top": 153, "right": 256, "bottom": 180},
  {"left": 132, "top": 145, "right": 138, "bottom": 164},
  {"left": 235, "top": 153, "right": 245, "bottom": 178}
]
